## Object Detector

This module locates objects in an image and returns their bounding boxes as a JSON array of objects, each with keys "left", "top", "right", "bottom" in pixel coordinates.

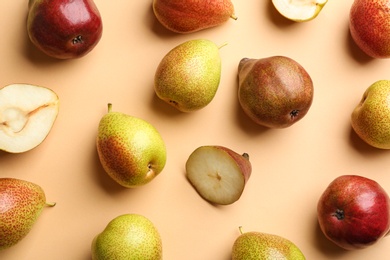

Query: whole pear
[
  {"left": 238, "top": 56, "right": 314, "bottom": 128},
  {"left": 152, "top": 0, "right": 237, "bottom": 33},
  {"left": 27, "top": 0, "right": 103, "bottom": 59},
  {"left": 317, "top": 175, "right": 390, "bottom": 250},
  {"left": 0, "top": 178, "right": 55, "bottom": 250},
  {"left": 91, "top": 214, "right": 162, "bottom": 260},
  {"left": 232, "top": 227, "right": 306, "bottom": 260},
  {"left": 350, "top": 0, "right": 390, "bottom": 58},
  {"left": 96, "top": 104, "right": 167, "bottom": 188},
  {"left": 351, "top": 80, "right": 390, "bottom": 149},
  {"left": 154, "top": 39, "right": 223, "bottom": 112}
]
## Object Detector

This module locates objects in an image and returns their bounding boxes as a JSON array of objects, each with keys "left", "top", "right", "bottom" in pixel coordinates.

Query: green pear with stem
[
  {"left": 154, "top": 39, "right": 226, "bottom": 112},
  {"left": 232, "top": 227, "right": 306, "bottom": 260},
  {"left": 0, "top": 178, "right": 56, "bottom": 250},
  {"left": 96, "top": 104, "right": 167, "bottom": 188},
  {"left": 91, "top": 214, "right": 162, "bottom": 260}
]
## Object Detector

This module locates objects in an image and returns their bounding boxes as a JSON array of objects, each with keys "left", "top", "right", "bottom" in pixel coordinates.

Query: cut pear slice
[
  {"left": 272, "top": 0, "right": 328, "bottom": 22},
  {"left": 0, "top": 84, "right": 59, "bottom": 153},
  {"left": 186, "top": 146, "right": 251, "bottom": 205}
]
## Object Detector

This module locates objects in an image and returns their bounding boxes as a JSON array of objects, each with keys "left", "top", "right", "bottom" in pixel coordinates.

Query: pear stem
[
  {"left": 45, "top": 202, "right": 56, "bottom": 207},
  {"left": 231, "top": 14, "right": 238, "bottom": 20},
  {"left": 242, "top": 153, "right": 249, "bottom": 160},
  {"left": 107, "top": 103, "right": 113, "bottom": 113},
  {"left": 238, "top": 226, "right": 244, "bottom": 234},
  {"left": 218, "top": 42, "right": 228, "bottom": 49}
]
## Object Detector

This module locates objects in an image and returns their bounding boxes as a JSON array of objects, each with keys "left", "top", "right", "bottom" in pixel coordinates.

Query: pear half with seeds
[{"left": 0, "top": 84, "right": 59, "bottom": 153}]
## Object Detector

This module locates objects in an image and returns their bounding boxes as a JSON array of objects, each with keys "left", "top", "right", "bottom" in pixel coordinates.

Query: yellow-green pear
[
  {"left": 96, "top": 104, "right": 167, "bottom": 188},
  {"left": 351, "top": 80, "right": 390, "bottom": 149},
  {"left": 91, "top": 214, "right": 162, "bottom": 260},
  {"left": 232, "top": 227, "right": 306, "bottom": 260},
  {"left": 0, "top": 178, "right": 55, "bottom": 250},
  {"left": 154, "top": 39, "right": 224, "bottom": 112}
]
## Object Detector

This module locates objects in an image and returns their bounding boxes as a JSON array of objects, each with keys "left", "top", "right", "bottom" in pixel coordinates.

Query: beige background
[{"left": 1, "top": 1, "right": 390, "bottom": 259}]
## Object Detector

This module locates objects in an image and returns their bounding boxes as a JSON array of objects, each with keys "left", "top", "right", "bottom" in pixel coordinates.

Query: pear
[
  {"left": 272, "top": 0, "right": 328, "bottom": 22},
  {"left": 186, "top": 145, "right": 252, "bottom": 205},
  {"left": 27, "top": 0, "right": 103, "bottom": 59},
  {"left": 238, "top": 56, "right": 314, "bottom": 128},
  {"left": 351, "top": 80, "right": 390, "bottom": 149},
  {"left": 154, "top": 39, "right": 224, "bottom": 112},
  {"left": 91, "top": 214, "right": 162, "bottom": 260},
  {"left": 152, "top": 0, "right": 237, "bottom": 33},
  {"left": 232, "top": 227, "right": 306, "bottom": 260},
  {"left": 0, "top": 83, "right": 60, "bottom": 153},
  {"left": 0, "top": 178, "right": 55, "bottom": 250},
  {"left": 96, "top": 104, "right": 167, "bottom": 188}
]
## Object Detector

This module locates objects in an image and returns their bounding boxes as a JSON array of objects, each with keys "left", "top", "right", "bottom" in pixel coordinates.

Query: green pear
[
  {"left": 232, "top": 227, "right": 306, "bottom": 260},
  {"left": 96, "top": 104, "right": 167, "bottom": 188},
  {"left": 91, "top": 214, "right": 162, "bottom": 260},
  {"left": 152, "top": 0, "right": 237, "bottom": 33},
  {"left": 154, "top": 39, "right": 224, "bottom": 112},
  {"left": 351, "top": 80, "right": 390, "bottom": 149},
  {"left": 0, "top": 178, "right": 55, "bottom": 250}
]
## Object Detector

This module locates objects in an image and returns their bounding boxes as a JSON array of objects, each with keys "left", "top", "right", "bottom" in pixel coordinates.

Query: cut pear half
[
  {"left": 272, "top": 0, "right": 328, "bottom": 22},
  {"left": 0, "top": 84, "right": 59, "bottom": 153},
  {"left": 186, "top": 146, "right": 251, "bottom": 205}
]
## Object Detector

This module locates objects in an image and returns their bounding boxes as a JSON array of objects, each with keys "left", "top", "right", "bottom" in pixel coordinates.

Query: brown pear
[
  {"left": 152, "top": 0, "right": 237, "bottom": 33},
  {"left": 0, "top": 178, "right": 55, "bottom": 250},
  {"left": 238, "top": 56, "right": 314, "bottom": 128}
]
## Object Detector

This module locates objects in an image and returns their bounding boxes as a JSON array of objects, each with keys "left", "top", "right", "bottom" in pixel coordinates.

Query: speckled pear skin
[
  {"left": 238, "top": 56, "right": 314, "bottom": 128},
  {"left": 232, "top": 229, "right": 306, "bottom": 260},
  {"left": 152, "top": 0, "right": 237, "bottom": 33},
  {"left": 0, "top": 178, "right": 51, "bottom": 250},
  {"left": 91, "top": 214, "right": 162, "bottom": 260},
  {"left": 351, "top": 80, "right": 390, "bottom": 149},
  {"left": 154, "top": 39, "right": 222, "bottom": 112},
  {"left": 96, "top": 104, "right": 167, "bottom": 188}
]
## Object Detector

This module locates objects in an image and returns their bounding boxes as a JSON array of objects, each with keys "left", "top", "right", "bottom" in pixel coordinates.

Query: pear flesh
[
  {"left": 351, "top": 80, "right": 390, "bottom": 149},
  {"left": 186, "top": 146, "right": 252, "bottom": 205},
  {"left": 152, "top": 0, "right": 237, "bottom": 33},
  {"left": 91, "top": 214, "right": 162, "bottom": 260},
  {"left": 272, "top": 0, "right": 328, "bottom": 22},
  {"left": 232, "top": 227, "right": 306, "bottom": 260},
  {"left": 0, "top": 178, "right": 55, "bottom": 250},
  {"left": 96, "top": 104, "right": 167, "bottom": 188},
  {"left": 0, "top": 84, "right": 59, "bottom": 153},
  {"left": 154, "top": 39, "right": 223, "bottom": 112}
]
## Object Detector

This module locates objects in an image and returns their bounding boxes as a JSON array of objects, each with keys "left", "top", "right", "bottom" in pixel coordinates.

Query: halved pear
[
  {"left": 0, "top": 84, "right": 59, "bottom": 153},
  {"left": 186, "top": 146, "right": 252, "bottom": 205},
  {"left": 272, "top": 0, "right": 328, "bottom": 22}
]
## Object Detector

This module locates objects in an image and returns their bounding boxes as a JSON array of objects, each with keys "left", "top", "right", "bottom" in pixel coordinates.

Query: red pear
[
  {"left": 27, "top": 0, "right": 103, "bottom": 59},
  {"left": 317, "top": 175, "right": 390, "bottom": 250},
  {"left": 349, "top": 0, "right": 390, "bottom": 58},
  {"left": 152, "top": 0, "right": 237, "bottom": 33}
]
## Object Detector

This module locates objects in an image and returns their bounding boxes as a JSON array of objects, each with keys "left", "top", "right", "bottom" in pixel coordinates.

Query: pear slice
[
  {"left": 0, "top": 84, "right": 59, "bottom": 153},
  {"left": 186, "top": 146, "right": 252, "bottom": 205},
  {"left": 272, "top": 0, "right": 328, "bottom": 22}
]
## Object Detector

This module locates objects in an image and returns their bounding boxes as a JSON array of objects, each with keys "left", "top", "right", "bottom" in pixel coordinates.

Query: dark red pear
[{"left": 27, "top": 0, "right": 103, "bottom": 59}]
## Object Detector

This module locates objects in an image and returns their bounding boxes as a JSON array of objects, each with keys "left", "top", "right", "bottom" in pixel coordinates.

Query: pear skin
[
  {"left": 91, "top": 214, "right": 162, "bottom": 260},
  {"left": 0, "top": 178, "right": 55, "bottom": 250},
  {"left": 96, "top": 104, "right": 167, "bottom": 188},
  {"left": 153, "top": 0, "right": 237, "bottom": 33},
  {"left": 351, "top": 80, "right": 390, "bottom": 149},
  {"left": 154, "top": 39, "right": 223, "bottom": 112},
  {"left": 232, "top": 227, "right": 306, "bottom": 260},
  {"left": 238, "top": 56, "right": 314, "bottom": 128}
]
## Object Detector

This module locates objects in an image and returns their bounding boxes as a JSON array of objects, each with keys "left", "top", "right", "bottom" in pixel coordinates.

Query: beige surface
[{"left": 1, "top": 1, "right": 390, "bottom": 259}]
